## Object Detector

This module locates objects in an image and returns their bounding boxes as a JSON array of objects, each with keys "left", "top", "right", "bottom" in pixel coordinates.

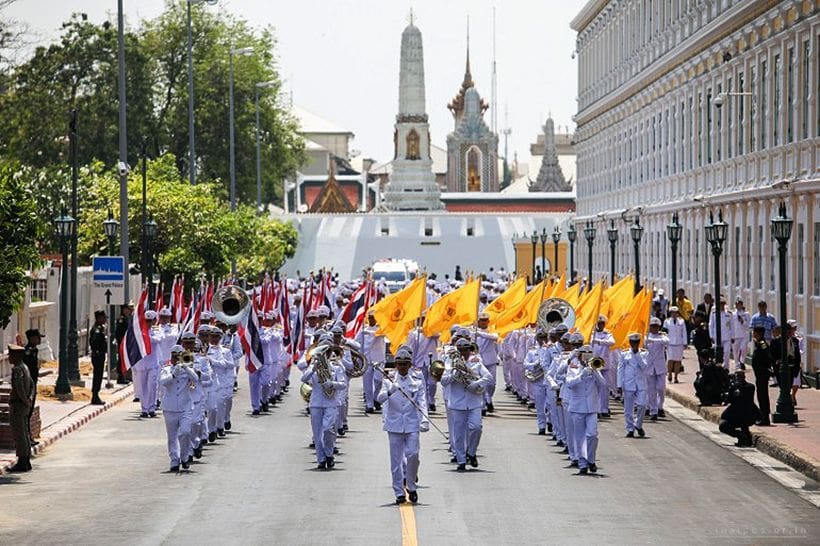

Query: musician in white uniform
[
  {"left": 475, "top": 312, "right": 500, "bottom": 414},
  {"left": 377, "top": 349, "right": 429, "bottom": 505},
  {"left": 135, "top": 310, "right": 164, "bottom": 418},
  {"left": 618, "top": 333, "right": 649, "bottom": 437},
  {"left": 644, "top": 317, "right": 669, "bottom": 420},
  {"left": 159, "top": 345, "right": 197, "bottom": 472},
  {"left": 590, "top": 315, "right": 615, "bottom": 417},
  {"left": 565, "top": 345, "right": 605, "bottom": 474},
  {"left": 523, "top": 328, "right": 551, "bottom": 435},
  {"left": 441, "top": 337, "right": 492, "bottom": 471},
  {"left": 362, "top": 311, "right": 386, "bottom": 413},
  {"left": 301, "top": 334, "right": 347, "bottom": 470}
]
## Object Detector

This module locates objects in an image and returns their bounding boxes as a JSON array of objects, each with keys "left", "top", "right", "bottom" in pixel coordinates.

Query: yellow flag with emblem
[
  {"left": 611, "top": 286, "right": 652, "bottom": 349},
  {"left": 493, "top": 279, "right": 547, "bottom": 338},
  {"left": 485, "top": 277, "right": 526, "bottom": 322},
  {"left": 548, "top": 272, "right": 566, "bottom": 298},
  {"left": 599, "top": 275, "right": 633, "bottom": 321},
  {"left": 371, "top": 276, "right": 427, "bottom": 354},
  {"left": 423, "top": 279, "right": 480, "bottom": 340},
  {"left": 572, "top": 280, "right": 605, "bottom": 342}
]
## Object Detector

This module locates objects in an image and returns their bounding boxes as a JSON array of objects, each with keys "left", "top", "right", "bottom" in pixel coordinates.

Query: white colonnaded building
[{"left": 571, "top": 0, "right": 819, "bottom": 371}]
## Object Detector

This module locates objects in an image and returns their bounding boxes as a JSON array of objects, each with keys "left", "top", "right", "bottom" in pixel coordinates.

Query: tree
[{"left": 0, "top": 160, "right": 42, "bottom": 328}]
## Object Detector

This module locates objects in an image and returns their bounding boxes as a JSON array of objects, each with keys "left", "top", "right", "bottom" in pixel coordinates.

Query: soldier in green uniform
[
  {"left": 23, "top": 329, "right": 41, "bottom": 446},
  {"left": 89, "top": 310, "right": 108, "bottom": 405},
  {"left": 8, "top": 344, "right": 35, "bottom": 472}
]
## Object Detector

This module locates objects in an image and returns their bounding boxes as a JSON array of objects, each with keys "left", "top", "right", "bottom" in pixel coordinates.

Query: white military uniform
[
  {"left": 663, "top": 317, "right": 688, "bottom": 362},
  {"left": 708, "top": 309, "right": 734, "bottom": 368},
  {"left": 644, "top": 331, "right": 668, "bottom": 416},
  {"left": 159, "top": 362, "right": 197, "bottom": 467},
  {"left": 301, "top": 361, "right": 346, "bottom": 464},
  {"left": 566, "top": 361, "right": 606, "bottom": 471},
  {"left": 475, "top": 329, "right": 500, "bottom": 408},
  {"left": 730, "top": 308, "right": 751, "bottom": 369},
  {"left": 440, "top": 354, "right": 491, "bottom": 465},
  {"left": 523, "top": 343, "right": 551, "bottom": 432},
  {"left": 590, "top": 328, "right": 616, "bottom": 413},
  {"left": 618, "top": 348, "right": 649, "bottom": 434},
  {"left": 377, "top": 370, "right": 429, "bottom": 497},
  {"left": 134, "top": 326, "right": 165, "bottom": 415},
  {"left": 362, "top": 326, "right": 386, "bottom": 410}
]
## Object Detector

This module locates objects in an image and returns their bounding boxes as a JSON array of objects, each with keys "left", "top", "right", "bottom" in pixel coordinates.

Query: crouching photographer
[{"left": 718, "top": 370, "right": 759, "bottom": 447}]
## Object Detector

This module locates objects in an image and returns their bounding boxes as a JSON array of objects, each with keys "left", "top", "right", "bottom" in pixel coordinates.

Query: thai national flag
[
  {"left": 278, "top": 279, "right": 292, "bottom": 349},
  {"left": 237, "top": 307, "right": 264, "bottom": 373},
  {"left": 344, "top": 280, "right": 373, "bottom": 339},
  {"left": 119, "top": 288, "right": 151, "bottom": 373},
  {"left": 341, "top": 282, "right": 368, "bottom": 324},
  {"left": 171, "top": 275, "right": 185, "bottom": 323}
]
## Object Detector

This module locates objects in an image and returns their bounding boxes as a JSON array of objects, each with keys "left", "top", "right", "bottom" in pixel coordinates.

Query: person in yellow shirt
[{"left": 675, "top": 288, "right": 694, "bottom": 336}]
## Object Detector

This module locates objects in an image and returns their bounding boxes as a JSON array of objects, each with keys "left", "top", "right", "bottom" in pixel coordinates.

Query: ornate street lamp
[
  {"left": 567, "top": 223, "right": 577, "bottom": 282},
  {"left": 539, "top": 228, "right": 547, "bottom": 278},
  {"left": 704, "top": 210, "right": 728, "bottom": 361},
  {"left": 552, "top": 226, "right": 561, "bottom": 281},
  {"left": 666, "top": 212, "right": 682, "bottom": 302},
  {"left": 144, "top": 217, "right": 158, "bottom": 307},
  {"left": 530, "top": 231, "right": 538, "bottom": 284},
  {"left": 630, "top": 216, "right": 645, "bottom": 295},
  {"left": 102, "top": 209, "right": 119, "bottom": 388},
  {"left": 54, "top": 208, "right": 75, "bottom": 399},
  {"left": 583, "top": 220, "right": 596, "bottom": 283},
  {"left": 770, "top": 202, "right": 798, "bottom": 423},
  {"left": 607, "top": 220, "right": 618, "bottom": 286},
  {"left": 67, "top": 110, "right": 80, "bottom": 384}
]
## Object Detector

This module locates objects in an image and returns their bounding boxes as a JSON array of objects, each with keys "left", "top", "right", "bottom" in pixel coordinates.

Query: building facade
[{"left": 571, "top": 0, "right": 819, "bottom": 370}]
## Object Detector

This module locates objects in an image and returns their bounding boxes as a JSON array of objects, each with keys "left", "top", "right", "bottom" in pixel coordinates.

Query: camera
[{"left": 117, "top": 161, "right": 129, "bottom": 176}]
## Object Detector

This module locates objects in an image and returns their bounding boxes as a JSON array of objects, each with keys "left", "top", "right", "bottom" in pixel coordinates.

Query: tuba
[
  {"left": 212, "top": 285, "right": 251, "bottom": 325},
  {"left": 537, "top": 298, "right": 576, "bottom": 332},
  {"left": 342, "top": 344, "right": 368, "bottom": 378}
]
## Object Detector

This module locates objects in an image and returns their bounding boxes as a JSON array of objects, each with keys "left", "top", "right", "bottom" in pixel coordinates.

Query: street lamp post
[
  {"left": 530, "top": 231, "right": 538, "bottom": 284},
  {"left": 771, "top": 202, "right": 798, "bottom": 423},
  {"left": 583, "top": 221, "right": 596, "bottom": 284},
  {"left": 141, "top": 140, "right": 149, "bottom": 301},
  {"left": 567, "top": 223, "right": 577, "bottom": 283},
  {"left": 510, "top": 232, "right": 517, "bottom": 274},
  {"left": 255, "top": 80, "right": 276, "bottom": 215},
  {"left": 186, "top": 0, "right": 218, "bottom": 185},
  {"left": 103, "top": 210, "right": 119, "bottom": 389},
  {"left": 539, "top": 228, "right": 547, "bottom": 278},
  {"left": 67, "top": 109, "right": 81, "bottom": 385},
  {"left": 55, "top": 209, "right": 75, "bottom": 399},
  {"left": 630, "top": 216, "right": 645, "bottom": 295},
  {"left": 552, "top": 226, "right": 561, "bottom": 281},
  {"left": 704, "top": 210, "right": 728, "bottom": 361},
  {"left": 666, "top": 212, "right": 682, "bottom": 302},
  {"left": 228, "top": 46, "right": 254, "bottom": 276},
  {"left": 116, "top": 0, "right": 129, "bottom": 304},
  {"left": 607, "top": 220, "right": 618, "bottom": 286},
  {"left": 144, "top": 218, "right": 158, "bottom": 306}
]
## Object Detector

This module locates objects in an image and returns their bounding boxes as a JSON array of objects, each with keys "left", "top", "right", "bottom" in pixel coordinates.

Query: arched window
[
  {"left": 406, "top": 129, "right": 420, "bottom": 160},
  {"left": 466, "top": 145, "right": 482, "bottom": 191}
]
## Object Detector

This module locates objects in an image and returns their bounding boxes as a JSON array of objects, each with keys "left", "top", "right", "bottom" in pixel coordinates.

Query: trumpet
[
  {"left": 181, "top": 351, "right": 195, "bottom": 365},
  {"left": 588, "top": 356, "right": 606, "bottom": 371}
]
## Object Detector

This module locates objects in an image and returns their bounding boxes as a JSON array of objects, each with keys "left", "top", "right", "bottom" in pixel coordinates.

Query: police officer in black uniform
[
  {"left": 89, "top": 310, "right": 108, "bottom": 405},
  {"left": 114, "top": 303, "right": 133, "bottom": 384},
  {"left": 23, "top": 328, "right": 41, "bottom": 446},
  {"left": 750, "top": 326, "right": 774, "bottom": 426},
  {"left": 718, "top": 370, "right": 758, "bottom": 447}
]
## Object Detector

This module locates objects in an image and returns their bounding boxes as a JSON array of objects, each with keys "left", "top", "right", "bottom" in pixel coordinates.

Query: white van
[{"left": 371, "top": 260, "right": 410, "bottom": 293}]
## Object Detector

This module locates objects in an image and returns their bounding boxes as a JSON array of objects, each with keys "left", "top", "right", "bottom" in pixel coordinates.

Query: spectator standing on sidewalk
[
  {"left": 8, "top": 344, "right": 34, "bottom": 472},
  {"left": 653, "top": 289, "right": 669, "bottom": 318},
  {"left": 730, "top": 298, "right": 751, "bottom": 370},
  {"left": 750, "top": 301, "right": 778, "bottom": 343},
  {"left": 696, "top": 293, "right": 714, "bottom": 326},
  {"left": 22, "top": 329, "right": 41, "bottom": 447},
  {"left": 663, "top": 306, "right": 687, "bottom": 383},
  {"left": 675, "top": 289, "right": 694, "bottom": 336},
  {"left": 708, "top": 297, "right": 733, "bottom": 369},
  {"left": 770, "top": 320, "right": 803, "bottom": 407},
  {"left": 750, "top": 327, "right": 774, "bottom": 426},
  {"left": 89, "top": 310, "right": 108, "bottom": 405}
]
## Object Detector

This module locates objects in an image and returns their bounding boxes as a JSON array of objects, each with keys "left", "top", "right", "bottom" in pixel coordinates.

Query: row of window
[{"left": 577, "top": 31, "right": 819, "bottom": 199}]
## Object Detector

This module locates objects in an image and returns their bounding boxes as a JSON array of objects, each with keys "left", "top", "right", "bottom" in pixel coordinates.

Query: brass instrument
[
  {"left": 212, "top": 285, "right": 251, "bottom": 325},
  {"left": 430, "top": 359, "right": 445, "bottom": 381},
  {"left": 181, "top": 351, "right": 195, "bottom": 365},
  {"left": 311, "top": 345, "right": 335, "bottom": 398},
  {"left": 300, "top": 382, "right": 313, "bottom": 403},
  {"left": 537, "top": 298, "right": 576, "bottom": 332},
  {"left": 447, "top": 347, "right": 481, "bottom": 389},
  {"left": 524, "top": 364, "right": 544, "bottom": 382},
  {"left": 588, "top": 356, "right": 606, "bottom": 370},
  {"left": 340, "top": 343, "right": 367, "bottom": 378}
]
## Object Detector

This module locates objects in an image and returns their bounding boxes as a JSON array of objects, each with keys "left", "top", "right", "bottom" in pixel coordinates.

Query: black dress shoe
[
  {"left": 589, "top": 463, "right": 597, "bottom": 473},
  {"left": 156, "top": 400, "right": 161, "bottom": 409},
  {"left": 428, "top": 404, "right": 437, "bottom": 412},
  {"left": 626, "top": 431, "right": 635, "bottom": 438},
  {"left": 224, "top": 421, "right": 231, "bottom": 431},
  {"left": 181, "top": 459, "right": 190, "bottom": 469},
  {"left": 333, "top": 447, "right": 339, "bottom": 455},
  {"left": 569, "top": 460, "right": 579, "bottom": 468},
  {"left": 148, "top": 411, "right": 156, "bottom": 418},
  {"left": 193, "top": 448, "right": 202, "bottom": 459},
  {"left": 578, "top": 467, "right": 589, "bottom": 475},
  {"left": 650, "top": 415, "right": 658, "bottom": 421},
  {"left": 365, "top": 407, "right": 375, "bottom": 414},
  {"left": 538, "top": 429, "right": 546, "bottom": 435},
  {"left": 140, "top": 412, "right": 149, "bottom": 418},
  {"left": 408, "top": 490, "right": 418, "bottom": 503},
  {"left": 487, "top": 403, "right": 495, "bottom": 413},
  {"left": 637, "top": 427, "right": 645, "bottom": 437},
  {"left": 252, "top": 409, "right": 260, "bottom": 415},
  {"left": 755, "top": 419, "right": 771, "bottom": 426},
  {"left": 657, "top": 409, "right": 666, "bottom": 418},
  {"left": 561, "top": 447, "right": 569, "bottom": 454},
  {"left": 450, "top": 456, "right": 458, "bottom": 463},
  {"left": 547, "top": 423, "right": 553, "bottom": 432},
  {"left": 309, "top": 441, "right": 315, "bottom": 448},
  {"left": 527, "top": 403, "right": 535, "bottom": 409},
  {"left": 91, "top": 398, "right": 105, "bottom": 406},
  {"left": 261, "top": 403, "right": 270, "bottom": 412},
  {"left": 374, "top": 402, "right": 381, "bottom": 411},
  {"left": 481, "top": 410, "right": 487, "bottom": 417},
  {"left": 337, "top": 428, "right": 346, "bottom": 436},
  {"left": 317, "top": 461, "right": 327, "bottom": 470},
  {"left": 556, "top": 440, "right": 565, "bottom": 447},
  {"left": 326, "top": 456, "right": 335, "bottom": 469},
  {"left": 396, "top": 495, "right": 407, "bottom": 504},
  {"left": 10, "top": 459, "right": 31, "bottom": 472},
  {"left": 217, "top": 428, "right": 226, "bottom": 437},
  {"left": 456, "top": 464, "right": 466, "bottom": 472},
  {"left": 208, "top": 432, "right": 217, "bottom": 443},
  {"left": 468, "top": 455, "right": 479, "bottom": 468},
  {"left": 601, "top": 412, "right": 611, "bottom": 418},
  {"left": 170, "top": 465, "right": 180, "bottom": 472},
  {"left": 343, "top": 424, "right": 349, "bottom": 431},
  {"left": 133, "top": 397, "right": 140, "bottom": 403},
  {"left": 504, "top": 385, "right": 512, "bottom": 391},
  {"left": 30, "top": 439, "right": 40, "bottom": 447}
]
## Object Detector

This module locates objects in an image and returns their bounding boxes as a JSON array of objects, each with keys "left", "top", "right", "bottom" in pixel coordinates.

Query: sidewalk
[
  {"left": 0, "top": 358, "right": 133, "bottom": 474},
  {"left": 666, "top": 347, "right": 820, "bottom": 482}
]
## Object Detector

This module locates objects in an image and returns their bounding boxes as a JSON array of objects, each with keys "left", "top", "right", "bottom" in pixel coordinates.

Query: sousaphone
[{"left": 537, "top": 298, "right": 576, "bottom": 332}]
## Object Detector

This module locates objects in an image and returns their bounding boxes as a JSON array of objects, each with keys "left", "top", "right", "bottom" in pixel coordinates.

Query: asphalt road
[{"left": 1, "top": 369, "right": 819, "bottom": 545}]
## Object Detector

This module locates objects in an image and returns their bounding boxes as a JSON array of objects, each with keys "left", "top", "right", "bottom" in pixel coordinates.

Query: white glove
[
  {"left": 582, "top": 367, "right": 593, "bottom": 377},
  {"left": 419, "top": 422, "right": 430, "bottom": 433},
  {"left": 467, "top": 381, "right": 482, "bottom": 394},
  {"left": 385, "top": 379, "right": 397, "bottom": 394}
]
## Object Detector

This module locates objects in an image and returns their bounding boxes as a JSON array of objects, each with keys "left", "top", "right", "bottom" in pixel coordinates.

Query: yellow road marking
[{"left": 399, "top": 501, "right": 418, "bottom": 546}]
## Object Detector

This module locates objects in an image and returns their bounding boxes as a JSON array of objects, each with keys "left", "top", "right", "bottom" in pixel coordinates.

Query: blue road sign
[
  {"left": 92, "top": 256, "right": 126, "bottom": 306},
  {"left": 93, "top": 256, "right": 125, "bottom": 281}
]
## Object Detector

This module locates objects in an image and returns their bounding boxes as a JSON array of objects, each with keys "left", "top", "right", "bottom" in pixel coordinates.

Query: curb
[
  {"left": 1, "top": 383, "right": 134, "bottom": 475},
  {"left": 665, "top": 387, "right": 820, "bottom": 483}
]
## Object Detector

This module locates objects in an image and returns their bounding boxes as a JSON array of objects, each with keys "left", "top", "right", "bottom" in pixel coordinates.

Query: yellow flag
[
  {"left": 572, "top": 280, "right": 605, "bottom": 343},
  {"left": 371, "top": 276, "right": 427, "bottom": 353},
  {"left": 423, "top": 279, "right": 480, "bottom": 339},
  {"left": 600, "top": 275, "right": 634, "bottom": 329},
  {"left": 548, "top": 272, "right": 566, "bottom": 298},
  {"left": 485, "top": 277, "right": 526, "bottom": 322},
  {"left": 560, "top": 282, "right": 582, "bottom": 307},
  {"left": 494, "top": 280, "right": 547, "bottom": 338},
  {"left": 611, "top": 287, "right": 652, "bottom": 349}
]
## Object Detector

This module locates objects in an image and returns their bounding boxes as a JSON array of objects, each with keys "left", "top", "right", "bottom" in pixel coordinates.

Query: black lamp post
[
  {"left": 530, "top": 231, "right": 538, "bottom": 284},
  {"left": 103, "top": 209, "right": 119, "bottom": 388},
  {"left": 607, "top": 220, "right": 618, "bottom": 286},
  {"left": 510, "top": 232, "right": 517, "bottom": 274},
  {"left": 144, "top": 217, "right": 158, "bottom": 307},
  {"left": 771, "top": 202, "right": 798, "bottom": 423},
  {"left": 539, "top": 228, "right": 547, "bottom": 277},
  {"left": 67, "top": 109, "right": 81, "bottom": 384},
  {"left": 704, "top": 210, "right": 728, "bottom": 361},
  {"left": 630, "top": 216, "right": 645, "bottom": 295},
  {"left": 552, "top": 226, "right": 561, "bottom": 281},
  {"left": 54, "top": 208, "right": 75, "bottom": 399},
  {"left": 567, "top": 223, "right": 577, "bottom": 283},
  {"left": 583, "top": 220, "right": 596, "bottom": 283},
  {"left": 666, "top": 212, "right": 682, "bottom": 302}
]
